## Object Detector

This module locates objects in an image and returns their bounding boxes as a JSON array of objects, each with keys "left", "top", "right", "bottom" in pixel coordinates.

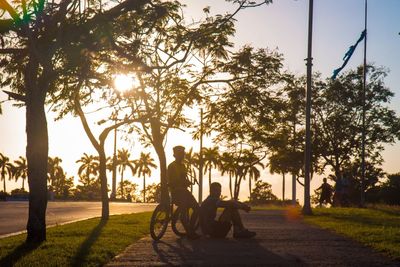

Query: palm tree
[
  {"left": 14, "top": 156, "right": 28, "bottom": 190},
  {"left": 269, "top": 152, "right": 291, "bottom": 201},
  {"left": 117, "top": 149, "right": 136, "bottom": 199},
  {"left": 76, "top": 153, "right": 99, "bottom": 186},
  {"left": 184, "top": 148, "right": 198, "bottom": 193},
  {"left": 203, "top": 147, "right": 220, "bottom": 190},
  {"left": 219, "top": 152, "right": 236, "bottom": 199},
  {"left": 134, "top": 152, "right": 157, "bottom": 203},
  {"left": 47, "top": 157, "right": 63, "bottom": 187},
  {"left": 246, "top": 161, "right": 264, "bottom": 202},
  {"left": 0, "top": 153, "right": 13, "bottom": 193}
]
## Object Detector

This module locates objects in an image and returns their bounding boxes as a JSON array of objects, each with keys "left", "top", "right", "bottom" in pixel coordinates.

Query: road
[{"left": 0, "top": 201, "right": 156, "bottom": 238}]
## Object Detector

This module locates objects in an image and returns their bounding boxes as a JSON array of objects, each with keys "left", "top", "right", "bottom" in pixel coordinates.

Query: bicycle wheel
[
  {"left": 150, "top": 204, "right": 170, "bottom": 241},
  {"left": 171, "top": 206, "right": 186, "bottom": 237}
]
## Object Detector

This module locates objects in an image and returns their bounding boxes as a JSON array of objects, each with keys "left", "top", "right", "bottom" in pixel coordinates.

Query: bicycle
[
  {"left": 150, "top": 198, "right": 199, "bottom": 241},
  {"left": 150, "top": 168, "right": 199, "bottom": 241}
]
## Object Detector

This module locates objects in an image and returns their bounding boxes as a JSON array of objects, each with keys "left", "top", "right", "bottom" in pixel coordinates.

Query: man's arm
[{"left": 216, "top": 199, "right": 251, "bottom": 212}]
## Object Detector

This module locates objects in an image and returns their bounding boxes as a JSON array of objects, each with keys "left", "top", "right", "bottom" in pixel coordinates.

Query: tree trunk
[
  {"left": 143, "top": 174, "right": 146, "bottom": 203},
  {"left": 26, "top": 83, "right": 48, "bottom": 243},
  {"left": 282, "top": 173, "right": 285, "bottom": 201},
  {"left": 234, "top": 174, "right": 243, "bottom": 200},
  {"left": 121, "top": 169, "right": 124, "bottom": 198},
  {"left": 98, "top": 149, "right": 109, "bottom": 221},
  {"left": 292, "top": 173, "right": 296, "bottom": 205},
  {"left": 3, "top": 178, "right": 5, "bottom": 193},
  {"left": 249, "top": 176, "right": 252, "bottom": 202},
  {"left": 75, "top": 89, "right": 109, "bottom": 220},
  {"left": 153, "top": 139, "right": 168, "bottom": 204},
  {"left": 208, "top": 168, "right": 211, "bottom": 191},
  {"left": 229, "top": 174, "right": 233, "bottom": 199},
  {"left": 22, "top": 178, "right": 25, "bottom": 190},
  {"left": 233, "top": 174, "right": 238, "bottom": 199},
  {"left": 151, "top": 118, "right": 169, "bottom": 204}
]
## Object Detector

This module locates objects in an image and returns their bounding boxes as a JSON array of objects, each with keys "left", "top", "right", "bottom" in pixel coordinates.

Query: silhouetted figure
[
  {"left": 200, "top": 182, "right": 256, "bottom": 239},
  {"left": 333, "top": 175, "right": 350, "bottom": 207},
  {"left": 168, "top": 145, "right": 200, "bottom": 239},
  {"left": 317, "top": 178, "right": 332, "bottom": 207}
]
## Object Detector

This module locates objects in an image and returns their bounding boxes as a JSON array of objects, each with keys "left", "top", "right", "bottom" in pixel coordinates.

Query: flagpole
[
  {"left": 198, "top": 108, "right": 204, "bottom": 204},
  {"left": 361, "top": 0, "right": 367, "bottom": 207},
  {"left": 302, "top": 0, "right": 313, "bottom": 215}
]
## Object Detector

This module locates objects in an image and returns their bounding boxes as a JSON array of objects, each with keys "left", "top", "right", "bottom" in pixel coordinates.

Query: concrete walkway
[{"left": 107, "top": 209, "right": 399, "bottom": 266}]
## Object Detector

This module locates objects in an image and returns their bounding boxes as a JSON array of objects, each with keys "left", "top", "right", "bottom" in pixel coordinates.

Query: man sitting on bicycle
[
  {"left": 200, "top": 182, "right": 256, "bottom": 239},
  {"left": 167, "top": 145, "right": 200, "bottom": 239}
]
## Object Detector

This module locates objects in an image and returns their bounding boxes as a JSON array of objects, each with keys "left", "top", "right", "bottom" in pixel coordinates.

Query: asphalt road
[{"left": 0, "top": 201, "right": 156, "bottom": 238}]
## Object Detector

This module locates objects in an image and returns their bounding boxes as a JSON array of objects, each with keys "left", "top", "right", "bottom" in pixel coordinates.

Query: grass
[
  {"left": 0, "top": 212, "right": 152, "bottom": 267},
  {"left": 250, "top": 204, "right": 299, "bottom": 211},
  {"left": 304, "top": 206, "right": 400, "bottom": 260}
]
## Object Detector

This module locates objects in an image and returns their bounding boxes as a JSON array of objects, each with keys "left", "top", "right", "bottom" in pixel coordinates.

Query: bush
[
  {"left": 10, "top": 188, "right": 29, "bottom": 200},
  {"left": 0, "top": 191, "right": 9, "bottom": 201}
]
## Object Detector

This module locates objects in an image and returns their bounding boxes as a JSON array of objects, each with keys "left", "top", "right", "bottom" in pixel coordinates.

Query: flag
[{"left": 332, "top": 30, "right": 366, "bottom": 79}]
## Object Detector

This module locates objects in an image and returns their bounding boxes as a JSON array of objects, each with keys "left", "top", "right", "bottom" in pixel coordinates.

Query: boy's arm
[{"left": 216, "top": 199, "right": 251, "bottom": 212}]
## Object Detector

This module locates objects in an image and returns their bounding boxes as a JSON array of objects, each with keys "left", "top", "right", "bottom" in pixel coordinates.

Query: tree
[
  {"left": 47, "top": 157, "right": 73, "bottom": 198},
  {"left": 246, "top": 159, "right": 264, "bottom": 202},
  {"left": 117, "top": 180, "right": 138, "bottom": 201},
  {"left": 269, "top": 75, "right": 306, "bottom": 203},
  {"left": 134, "top": 152, "right": 157, "bottom": 203},
  {"left": 0, "top": 0, "right": 159, "bottom": 242},
  {"left": 0, "top": 153, "right": 13, "bottom": 193},
  {"left": 378, "top": 173, "right": 400, "bottom": 205},
  {"left": 203, "top": 147, "right": 220, "bottom": 190},
  {"left": 116, "top": 149, "right": 136, "bottom": 199},
  {"left": 268, "top": 151, "right": 291, "bottom": 201},
  {"left": 76, "top": 153, "right": 99, "bottom": 186},
  {"left": 184, "top": 148, "right": 199, "bottom": 193},
  {"left": 250, "top": 180, "right": 278, "bottom": 205},
  {"left": 13, "top": 156, "right": 28, "bottom": 190},
  {"left": 47, "top": 157, "right": 63, "bottom": 188},
  {"left": 313, "top": 66, "right": 400, "bottom": 195},
  {"left": 143, "top": 183, "right": 161, "bottom": 203},
  {"left": 225, "top": 146, "right": 266, "bottom": 200},
  {"left": 219, "top": 152, "right": 236, "bottom": 199}
]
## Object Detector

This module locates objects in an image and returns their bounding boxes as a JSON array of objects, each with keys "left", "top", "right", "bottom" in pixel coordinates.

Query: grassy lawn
[
  {"left": 304, "top": 206, "right": 400, "bottom": 260},
  {"left": 0, "top": 212, "right": 151, "bottom": 266}
]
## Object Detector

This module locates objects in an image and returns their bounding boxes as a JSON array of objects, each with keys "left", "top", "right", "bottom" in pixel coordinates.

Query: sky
[{"left": 0, "top": 0, "right": 399, "bottom": 203}]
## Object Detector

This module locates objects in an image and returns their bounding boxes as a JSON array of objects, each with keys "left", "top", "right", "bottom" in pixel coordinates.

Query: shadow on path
[
  {"left": 70, "top": 219, "right": 107, "bottom": 266},
  {"left": 152, "top": 236, "right": 305, "bottom": 266},
  {"left": 0, "top": 241, "right": 40, "bottom": 267}
]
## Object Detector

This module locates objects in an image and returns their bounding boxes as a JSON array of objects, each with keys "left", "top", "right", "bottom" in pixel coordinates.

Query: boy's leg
[
  {"left": 187, "top": 193, "right": 199, "bottom": 231},
  {"left": 219, "top": 207, "right": 256, "bottom": 238},
  {"left": 218, "top": 207, "right": 244, "bottom": 232},
  {"left": 179, "top": 190, "right": 200, "bottom": 238}
]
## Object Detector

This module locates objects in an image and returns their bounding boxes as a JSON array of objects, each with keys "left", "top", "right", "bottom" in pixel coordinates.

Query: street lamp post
[
  {"left": 198, "top": 108, "right": 204, "bottom": 204},
  {"left": 303, "top": 0, "right": 314, "bottom": 215},
  {"left": 111, "top": 124, "right": 117, "bottom": 200},
  {"left": 111, "top": 73, "right": 137, "bottom": 200}
]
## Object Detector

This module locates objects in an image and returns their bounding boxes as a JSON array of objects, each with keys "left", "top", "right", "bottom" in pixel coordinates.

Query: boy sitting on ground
[{"left": 200, "top": 182, "right": 256, "bottom": 239}]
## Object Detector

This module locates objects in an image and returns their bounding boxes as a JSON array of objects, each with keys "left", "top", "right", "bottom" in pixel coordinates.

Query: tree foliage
[{"left": 313, "top": 66, "right": 400, "bottom": 185}]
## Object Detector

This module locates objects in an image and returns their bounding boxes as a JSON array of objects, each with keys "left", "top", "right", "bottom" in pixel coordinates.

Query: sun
[{"left": 114, "top": 74, "right": 139, "bottom": 93}]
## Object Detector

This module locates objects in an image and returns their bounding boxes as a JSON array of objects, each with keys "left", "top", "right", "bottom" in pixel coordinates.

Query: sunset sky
[{"left": 0, "top": 0, "right": 399, "bottom": 202}]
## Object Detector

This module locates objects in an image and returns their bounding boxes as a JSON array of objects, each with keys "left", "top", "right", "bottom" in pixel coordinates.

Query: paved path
[
  {"left": 107, "top": 209, "right": 399, "bottom": 266},
  {"left": 0, "top": 201, "right": 156, "bottom": 237}
]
